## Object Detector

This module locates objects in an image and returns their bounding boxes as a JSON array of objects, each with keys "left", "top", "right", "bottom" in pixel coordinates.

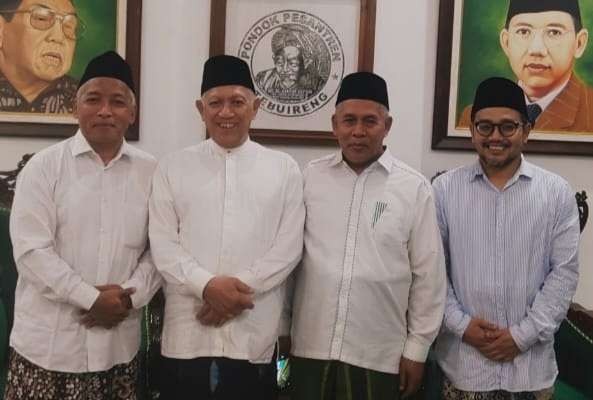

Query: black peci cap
[
  {"left": 78, "top": 51, "right": 135, "bottom": 93},
  {"left": 335, "top": 72, "right": 389, "bottom": 110},
  {"left": 201, "top": 55, "right": 255, "bottom": 95},
  {"left": 470, "top": 77, "right": 528, "bottom": 121}
]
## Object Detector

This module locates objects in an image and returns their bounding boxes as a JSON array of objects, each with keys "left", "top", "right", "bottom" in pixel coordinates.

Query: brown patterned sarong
[
  {"left": 3, "top": 349, "right": 138, "bottom": 400},
  {"left": 443, "top": 378, "right": 554, "bottom": 400}
]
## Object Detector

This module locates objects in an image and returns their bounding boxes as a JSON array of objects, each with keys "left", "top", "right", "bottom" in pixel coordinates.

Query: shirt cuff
[
  {"left": 402, "top": 337, "right": 430, "bottom": 363},
  {"left": 187, "top": 267, "right": 216, "bottom": 300},
  {"left": 128, "top": 289, "right": 141, "bottom": 309},
  {"left": 447, "top": 313, "right": 472, "bottom": 338},
  {"left": 509, "top": 320, "right": 538, "bottom": 352},
  {"left": 69, "top": 282, "right": 100, "bottom": 311},
  {"left": 234, "top": 269, "right": 260, "bottom": 294}
]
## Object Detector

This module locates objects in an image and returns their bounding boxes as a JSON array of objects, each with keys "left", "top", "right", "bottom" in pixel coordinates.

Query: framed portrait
[
  {"left": 0, "top": 0, "right": 142, "bottom": 140},
  {"left": 432, "top": 0, "right": 593, "bottom": 156},
  {"left": 209, "top": 0, "right": 376, "bottom": 144}
]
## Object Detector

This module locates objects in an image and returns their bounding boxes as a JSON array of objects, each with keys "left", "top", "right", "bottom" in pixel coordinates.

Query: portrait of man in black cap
[{"left": 457, "top": 0, "right": 593, "bottom": 134}]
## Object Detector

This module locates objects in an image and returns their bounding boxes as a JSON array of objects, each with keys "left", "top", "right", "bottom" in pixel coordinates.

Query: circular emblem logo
[{"left": 238, "top": 10, "right": 344, "bottom": 117}]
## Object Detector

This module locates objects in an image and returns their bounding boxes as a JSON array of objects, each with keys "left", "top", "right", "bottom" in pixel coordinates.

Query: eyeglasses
[
  {"left": 510, "top": 26, "right": 574, "bottom": 47},
  {"left": 5, "top": 6, "right": 84, "bottom": 40},
  {"left": 473, "top": 120, "right": 525, "bottom": 137}
]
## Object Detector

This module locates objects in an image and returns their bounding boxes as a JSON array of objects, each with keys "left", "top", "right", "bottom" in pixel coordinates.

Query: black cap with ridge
[
  {"left": 78, "top": 51, "right": 135, "bottom": 93},
  {"left": 470, "top": 77, "right": 528, "bottom": 120},
  {"left": 335, "top": 72, "right": 389, "bottom": 110},
  {"left": 506, "top": 0, "right": 582, "bottom": 30},
  {"left": 201, "top": 55, "right": 255, "bottom": 95}
]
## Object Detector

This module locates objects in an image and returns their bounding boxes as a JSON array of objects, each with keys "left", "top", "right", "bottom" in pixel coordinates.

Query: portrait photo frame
[
  {"left": 209, "top": 0, "right": 376, "bottom": 145},
  {"left": 0, "top": 0, "right": 142, "bottom": 140},
  {"left": 432, "top": 0, "right": 593, "bottom": 156}
]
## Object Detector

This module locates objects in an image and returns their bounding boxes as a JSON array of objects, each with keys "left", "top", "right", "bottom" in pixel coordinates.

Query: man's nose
[
  {"left": 97, "top": 102, "right": 113, "bottom": 116},
  {"left": 527, "top": 31, "right": 548, "bottom": 56},
  {"left": 219, "top": 102, "right": 234, "bottom": 117},
  {"left": 489, "top": 125, "right": 505, "bottom": 140},
  {"left": 352, "top": 122, "right": 365, "bottom": 136},
  {"left": 46, "top": 19, "right": 67, "bottom": 42}
]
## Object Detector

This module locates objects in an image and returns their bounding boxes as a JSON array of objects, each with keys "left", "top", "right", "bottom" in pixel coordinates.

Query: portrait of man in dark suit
[{"left": 458, "top": 0, "right": 593, "bottom": 134}]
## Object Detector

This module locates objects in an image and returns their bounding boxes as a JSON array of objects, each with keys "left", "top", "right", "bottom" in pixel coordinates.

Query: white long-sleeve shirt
[
  {"left": 9, "top": 131, "right": 162, "bottom": 373},
  {"left": 149, "top": 138, "right": 304, "bottom": 363},
  {"left": 291, "top": 150, "right": 446, "bottom": 374}
]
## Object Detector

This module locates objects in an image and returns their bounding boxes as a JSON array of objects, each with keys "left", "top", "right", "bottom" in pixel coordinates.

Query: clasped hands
[
  {"left": 462, "top": 318, "right": 521, "bottom": 362},
  {"left": 196, "top": 276, "right": 254, "bottom": 327},
  {"left": 80, "top": 284, "right": 135, "bottom": 329}
]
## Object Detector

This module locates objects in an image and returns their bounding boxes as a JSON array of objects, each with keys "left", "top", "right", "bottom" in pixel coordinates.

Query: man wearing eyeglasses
[
  {"left": 434, "top": 77, "right": 580, "bottom": 399},
  {"left": 0, "top": 0, "right": 79, "bottom": 113},
  {"left": 459, "top": 0, "right": 593, "bottom": 134}
]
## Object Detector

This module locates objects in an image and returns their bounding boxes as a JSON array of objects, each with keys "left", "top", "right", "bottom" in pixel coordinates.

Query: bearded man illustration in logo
[{"left": 255, "top": 25, "right": 325, "bottom": 103}]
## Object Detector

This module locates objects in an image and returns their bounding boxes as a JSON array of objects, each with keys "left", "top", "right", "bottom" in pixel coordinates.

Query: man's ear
[
  {"left": 331, "top": 114, "right": 338, "bottom": 137},
  {"left": 499, "top": 28, "right": 511, "bottom": 58},
  {"left": 128, "top": 104, "right": 137, "bottom": 125},
  {"left": 0, "top": 17, "right": 6, "bottom": 49},
  {"left": 195, "top": 99, "right": 205, "bottom": 121},
  {"left": 469, "top": 120, "right": 477, "bottom": 145},
  {"left": 522, "top": 122, "right": 531, "bottom": 144},
  {"left": 252, "top": 96, "right": 262, "bottom": 117},
  {"left": 575, "top": 29, "right": 589, "bottom": 59},
  {"left": 385, "top": 116, "right": 393, "bottom": 133}
]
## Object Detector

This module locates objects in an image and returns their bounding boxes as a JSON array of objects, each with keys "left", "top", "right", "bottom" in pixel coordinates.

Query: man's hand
[
  {"left": 399, "top": 357, "right": 424, "bottom": 398},
  {"left": 202, "top": 276, "right": 254, "bottom": 317},
  {"left": 81, "top": 286, "right": 135, "bottom": 329},
  {"left": 480, "top": 328, "right": 521, "bottom": 362},
  {"left": 196, "top": 303, "right": 228, "bottom": 327},
  {"left": 462, "top": 318, "right": 500, "bottom": 349}
]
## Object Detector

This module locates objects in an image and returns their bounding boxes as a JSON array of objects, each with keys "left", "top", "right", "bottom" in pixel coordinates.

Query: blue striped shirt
[{"left": 433, "top": 159, "right": 580, "bottom": 392}]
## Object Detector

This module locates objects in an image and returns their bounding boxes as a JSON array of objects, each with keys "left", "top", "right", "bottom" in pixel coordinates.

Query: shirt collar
[
  {"left": 522, "top": 76, "right": 570, "bottom": 111},
  {"left": 330, "top": 147, "right": 394, "bottom": 173},
  {"left": 376, "top": 148, "right": 395, "bottom": 172},
  {"left": 70, "top": 130, "right": 130, "bottom": 162},
  {"left": 470, "top": 155, "right": 534, "bottom": 183},
  {"left": 207, "top": 137, "right": 253, "bottom": 157}
]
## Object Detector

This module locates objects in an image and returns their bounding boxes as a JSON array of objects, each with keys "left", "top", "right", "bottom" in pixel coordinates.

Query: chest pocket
[
  {"left": 371, "top": 201, "right": 388, "bottom": 228},
  {"left": 371, "top": 201, "right": 410, "bottom": 248}
]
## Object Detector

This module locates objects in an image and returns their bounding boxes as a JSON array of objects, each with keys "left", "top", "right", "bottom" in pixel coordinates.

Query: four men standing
[{"left": 3, "top": 51, "right": 582, "bottom": 399}]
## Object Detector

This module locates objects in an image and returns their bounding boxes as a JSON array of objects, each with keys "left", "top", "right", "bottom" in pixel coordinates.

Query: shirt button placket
[{"left": 330, "top": 174, "right": 367, "bottom": 359}]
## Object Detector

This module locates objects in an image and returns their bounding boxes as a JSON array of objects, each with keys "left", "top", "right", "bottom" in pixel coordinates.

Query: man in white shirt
[
  {"left": 5, "top": 51, "right": 162, "bottom": 400},
  {"left": 290, "top": 72, "right": 446, "bottom": 400},
  {"left": 149, "top": 55, "right": 305, "bottom": 400}
]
